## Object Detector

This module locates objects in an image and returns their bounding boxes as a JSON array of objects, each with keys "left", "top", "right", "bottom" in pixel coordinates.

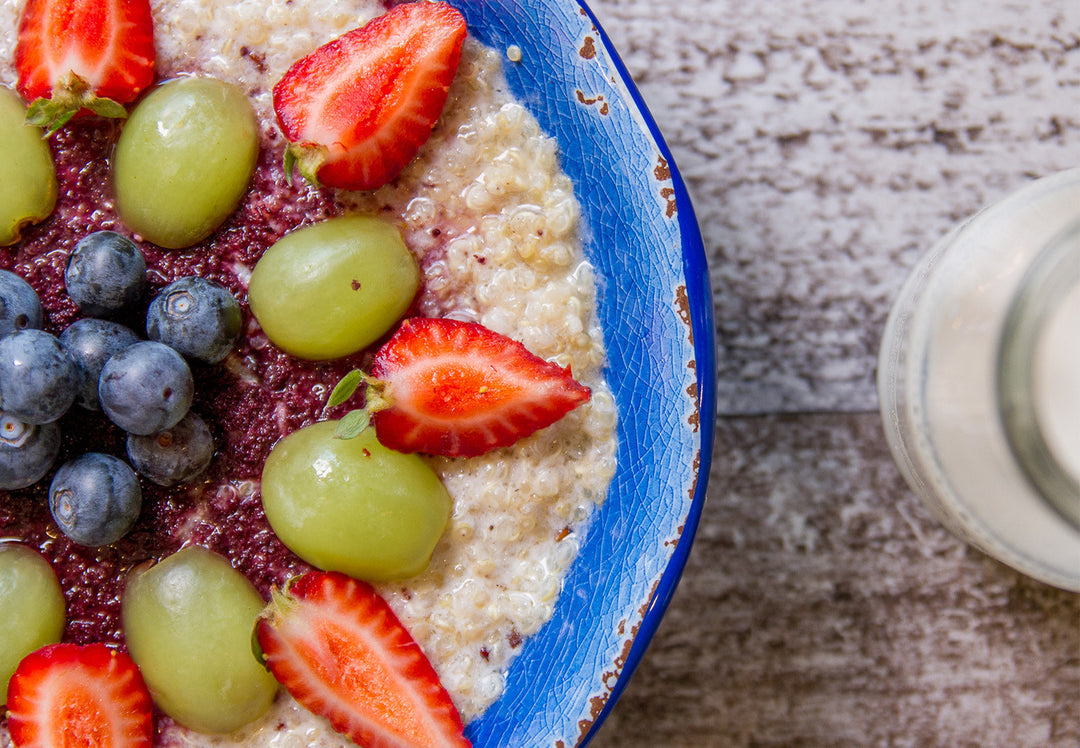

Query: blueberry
[
  {"left": 64, "top": 231, "right": 147, "bottom": 317},
  {"left": 126, "top": 411, "right": 214, "bottom": 487},
  {"left": 0, "top": 414, "right": 60, "bottom": 489},
  {"left": 59, "top": 318, "right": 141, "bottom": 410},
  {"left": 48, "top": 453, "right": 142, "bottom": 546},
  {"left": 0, "top": 269, "right": 42, "bottom": 338},
  {"left": 98, "top": 341, "right": 194, "bottom": 435},
  {"left": 0, "top": 329, "right": 78, "bottom": 424},
  {"left": 147, "top": 276, "right": 242, "bottom": 363}
]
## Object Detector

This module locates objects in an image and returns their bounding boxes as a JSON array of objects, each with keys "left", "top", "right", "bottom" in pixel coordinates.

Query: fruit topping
[
  {"left": 0, "top": 329, "right": 79, "bottom": 425},
  {"left": 125, "top": 411, "right": 214, "bottom": 487},
  {"left": 98, "top": 341, "right": 194, "bottom": 435},
  {"left": 64, "top": 231, "right": 148, "bottom": 318},
  {"left": 48, "top": 452, "right": 142, "bottom": 547},
  {"left": 146, "top": 276, "right": 241, "bottom": 364},
  {"left": 0, "top": 88, "right": 56, "bottom": 245},
  {"left": 0, "top": 3, "right": 605, "bottom": 740},
  {"left": 5, "top": 642, "right": 153, "bottom": 747},
  {"left": 0, "top": 545, "right": 65, "bottom": 702},
  {"left": 272, "top": 1, "right": 467, "bottom": 191},
  {"left": 349, "top": 317, "right": 592, "bottom": 457},
  {"left": 0, "top": 269, "right": 43, "bottom": 338},
  {"left": 113, "top": 76, "right": 259, "bottom": 249},
  {"left": 121, "top": 546, "right": 279, "bottom": 734},
  {"left": 255, "top": 570, "right": 471, "bottom": 748},
  {"left": 14, "top": 0, "right": 155, "bottom": 134},
  {"left": 58, "top": 318, "right": 141, "bottom": 411},
  {"left": 0, "top": 415, "right": 60, "bottom": 490},
  {"left": 247, "top": 215, "right": 420, "bottom": 360},
  {"left": 261, "top": 419, "right": 451, "bottom": 581}
]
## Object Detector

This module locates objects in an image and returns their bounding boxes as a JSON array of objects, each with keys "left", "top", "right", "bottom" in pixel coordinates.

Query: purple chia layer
[{"left": 0, "top": 119, "right": 423, "bottom": 647}]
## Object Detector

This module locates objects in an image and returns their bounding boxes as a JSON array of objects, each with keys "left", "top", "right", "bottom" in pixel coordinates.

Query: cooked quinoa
[{"left": 0, "top": 0, "right": 617, "bottom": 742}]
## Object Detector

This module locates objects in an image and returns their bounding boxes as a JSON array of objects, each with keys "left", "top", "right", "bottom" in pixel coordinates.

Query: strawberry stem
[
  {"left": 25, "top": 70, "right": 128, "bottom": 137},
  {"left": 361, "top": 375, "right": 392, "bottom": 414},
  {"left": 326, "top": 370, "right": 393, "bottom": 441},
  {"left": 283, "top": 142, "right": 329, "bottom": 188},
  {"left": 253, "top": 584, "right": 302, "bottom": 668}
]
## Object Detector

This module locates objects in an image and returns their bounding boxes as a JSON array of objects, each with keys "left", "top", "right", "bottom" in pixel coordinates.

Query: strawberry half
[
  {"left": 272, "top": 1, "right": 467, "bottom": 191},
  {"left": 14, "top": 0, "right": 155, "bottom": 134},
  {"left": 6, "top": 643, "right": 153, "bottom": 748},
  {"left": 367, "top": 317, "right": 591, "bottom": 457},
  {"left": 256, "top": 571, "right": 471, "bottom": 748}
]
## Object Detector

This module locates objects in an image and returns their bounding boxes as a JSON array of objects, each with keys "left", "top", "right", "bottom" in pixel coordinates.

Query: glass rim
[{"left": 997, "top": 217, "right": 1080, "bottom": 529}]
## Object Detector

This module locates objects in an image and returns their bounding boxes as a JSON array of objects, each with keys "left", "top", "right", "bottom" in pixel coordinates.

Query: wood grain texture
[
  {"left": 588, "top": 0, "right": 1080, "bottom": 414},
  {"left": 591, "top": 414, "right": 1080, "bottom": 747}
]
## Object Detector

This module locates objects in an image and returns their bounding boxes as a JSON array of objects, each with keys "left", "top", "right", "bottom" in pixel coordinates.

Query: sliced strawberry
[
  {"left": 272, "top": 1, "right": 467, "bottom": 191},
  {"left": 6, "top": 643, "right": 153, "bottom": 748},
  {"left": 14, "top": 0, "right": 155, "bottom": 134},
  {"left": 367, "top": 317, "right": 591, "bottom": 457},
  {"left": 256, "top": 571, "right": 470, "bottom": 748}
]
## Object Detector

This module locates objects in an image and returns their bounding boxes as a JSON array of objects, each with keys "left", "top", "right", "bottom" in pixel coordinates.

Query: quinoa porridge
[{"left": 0, "top": 0, "right": 618, "bottom": 743}]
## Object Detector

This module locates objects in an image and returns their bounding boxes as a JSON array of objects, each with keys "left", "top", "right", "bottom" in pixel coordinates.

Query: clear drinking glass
[{"left": 878, "top": 168, "right": 1080, "bottom": 591}]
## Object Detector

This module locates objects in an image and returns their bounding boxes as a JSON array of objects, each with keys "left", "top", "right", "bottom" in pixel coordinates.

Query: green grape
[
  {"left": 113, "top": 77, "right": 258, "bottom": 249},
  {"left": 121, "top": 546, "right": 278, "bottom": 733},
  {"left": 261, "top": 421, "right": 451, "bottom": 581},
  {"left": 0, "top": 88, "right": 56, "bottom": 246},
  {"left": 0, "top": 544, "right": 65, "bottom": 701},
  {"left": 248, "top": 215, "right": 419, "bottom": 360}
]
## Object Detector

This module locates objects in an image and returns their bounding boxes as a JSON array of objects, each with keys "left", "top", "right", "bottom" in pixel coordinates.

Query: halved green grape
[
  {"left": 248, "top": 215, "right": 419, "bottom": 360},
  {"left": 113, "top": 77, "right": 258, "bottom": 249},
  {"left": 0, "top": 544, "right": 65, "bottom": 701},
  {"left": 261, "top": 421, "right": 451, "bottom": 581},
  {"left": 121, "top": 546, "right": 278, "bottom": 733},
  {"left": 0, "top": 87, "right": 56, "bottom": 246}
]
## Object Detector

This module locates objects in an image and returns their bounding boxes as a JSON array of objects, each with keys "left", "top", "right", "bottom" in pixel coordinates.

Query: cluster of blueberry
[{"left": 0, "top": 231, "right": 242, "bottom": 546}]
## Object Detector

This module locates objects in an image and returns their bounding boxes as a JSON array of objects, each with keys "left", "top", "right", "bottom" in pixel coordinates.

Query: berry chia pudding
[{"left": 0, "top": 0, "right": 617, "bottom": 744}]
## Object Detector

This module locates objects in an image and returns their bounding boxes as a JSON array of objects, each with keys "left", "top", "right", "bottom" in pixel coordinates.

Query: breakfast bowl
[{"left": 0, "top": 0, "right": 714, "bottom": 745}]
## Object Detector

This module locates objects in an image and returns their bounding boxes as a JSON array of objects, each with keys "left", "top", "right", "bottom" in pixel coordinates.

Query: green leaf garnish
[
  {"left": 282, "top": 147, "right": 298, "bottom": 182},
  {"left": 25, "top": 71, "right": 129, "bottom": 137},
  {"left": 334, "top": 409, "right": 371, "bottom": 440},
  {"left": 25, "top": 99, "right": 77, "bottom": 137},
  {"left": 86, "top": 97, "right": 128, "bottom": 119},
  {"left": 326, "top": 369, "right": 363, "bottom": 409},
  {"left": 325, "top": 370, "right": 392, "bottom": 440}
]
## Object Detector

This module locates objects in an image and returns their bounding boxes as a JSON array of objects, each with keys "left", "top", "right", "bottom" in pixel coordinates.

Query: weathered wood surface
[
  {"left": 592, "top": 414, "right": 1079, "bottom": 747},
  {"left": 591, "top": 0, "right": 1080, "bottom": 414},
  {"left": 586, "top": 0, "right": 1080, "bottom": 745}
]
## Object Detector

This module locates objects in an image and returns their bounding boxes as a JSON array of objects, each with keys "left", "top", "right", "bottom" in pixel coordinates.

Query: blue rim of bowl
[
  {"left": 454, "top": 1, "right": 716, "bottom": 745},
  {"left": 570, "top": 3, "right": 716, "bottom": 743}
]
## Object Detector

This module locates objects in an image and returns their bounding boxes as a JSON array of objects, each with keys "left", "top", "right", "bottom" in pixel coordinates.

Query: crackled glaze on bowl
[{"left": 456, "top": 2, "right": 714, "bottom": 745}]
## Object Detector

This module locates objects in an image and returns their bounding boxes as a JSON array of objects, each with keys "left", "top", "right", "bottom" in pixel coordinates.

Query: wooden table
[{"left": 586, "top": 0, "right": 1080, "bottom": 744}]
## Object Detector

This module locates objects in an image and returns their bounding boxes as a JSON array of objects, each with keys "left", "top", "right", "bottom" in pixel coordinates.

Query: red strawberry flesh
[
  {"left": 15, "top": 0, "right": 155, "bottom": 104},
  {"left": 371, "top": 318, "right": 591, "bottom": 457},
  {"left": 257, "top": 571, "right": 471, "bottom": 748},
  {"left": 273, "top": 1, "right": 467, "bottom": 190},
  {"left": 6, "top": 642, "right": 153, "bottom": 748}
]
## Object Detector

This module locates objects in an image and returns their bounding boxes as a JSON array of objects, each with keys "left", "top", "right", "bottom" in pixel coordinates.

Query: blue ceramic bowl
[{"left": 454, "top": 1, "right": 716, "bottom": 745}]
